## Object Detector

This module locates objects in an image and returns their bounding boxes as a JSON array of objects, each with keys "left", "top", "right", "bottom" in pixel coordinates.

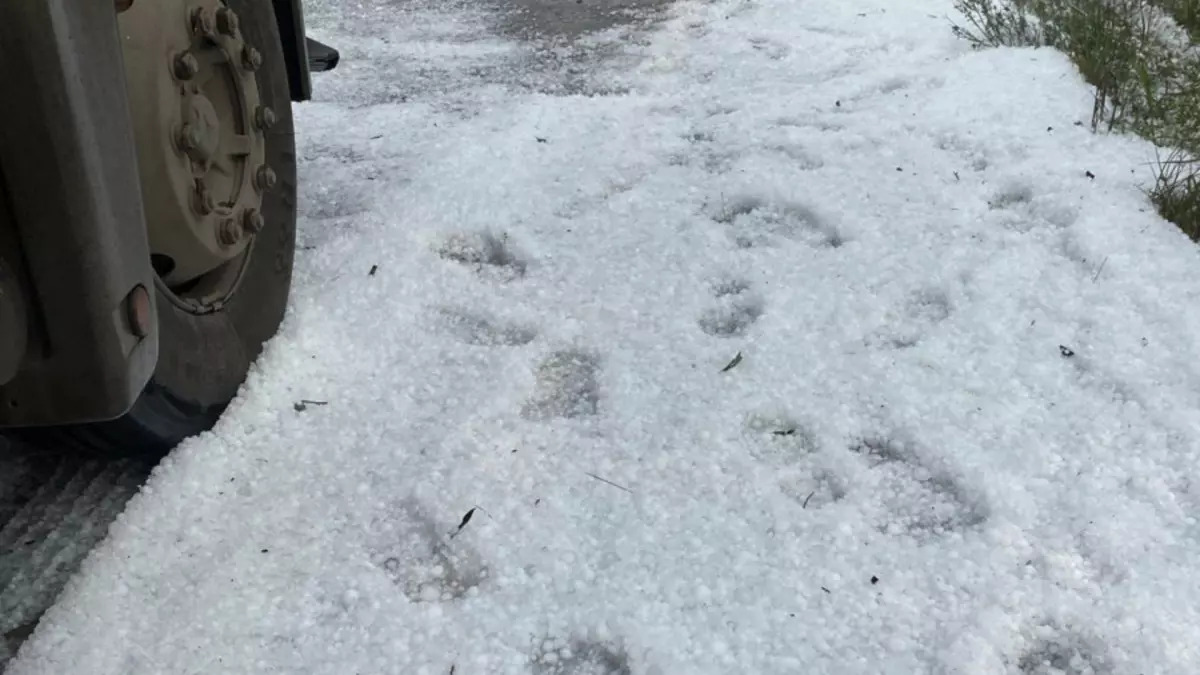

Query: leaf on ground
[
  {"left": 293, "top": 399, "right": 329, "bottom": 412},
  {"left": 721, "top": 351, "right": 744, "bottom": 372},
  {"left": 450, "top": 507, "right": 477, "bottom": 539}
]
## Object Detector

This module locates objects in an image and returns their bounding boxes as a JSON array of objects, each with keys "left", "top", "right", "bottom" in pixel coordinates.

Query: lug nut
[
  {"left": 254, "top": 106, "right": 277, "bottom": 130},
  {"left": 173, "top": 52, "right": 200, "bottom": 80},
  {"left": 177, "top": 124, "right": 203, "bottom": 152},
  {"left": 242, "top": 208, "right": 265, "bottom": 234},
  {"left": 218, "top": 217, "right": 243, "bottom": 247},
  {"left": 192, "top": 181, "right": 215, "bottom": 215},
  {"left": 241, "top": 45, "right": 262, "bottom": 71},
  {"left": 255, "top": 165, "right": 277, "bottom": 192},
  {"left": 190, "top": 7, "right": 216, "bottom": 39},
  {"left": 216, "top": 7, "right": 239, "bottom": 36}
]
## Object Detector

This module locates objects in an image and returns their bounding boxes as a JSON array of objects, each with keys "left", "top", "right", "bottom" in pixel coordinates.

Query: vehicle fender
[{"left": 273, "top": 0, "right": 313, "bottom": 101}]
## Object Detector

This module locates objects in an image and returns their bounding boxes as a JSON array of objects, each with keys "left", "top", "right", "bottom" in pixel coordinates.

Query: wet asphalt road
[
  {"left": 493, "top": 0, "right": 672, "bottom": 41},
  {"left": 0, "top": 0, "right": 674, "bottom": 669},
  {"left": 0, "top": 438, "right": 154, "bottom": 670}
]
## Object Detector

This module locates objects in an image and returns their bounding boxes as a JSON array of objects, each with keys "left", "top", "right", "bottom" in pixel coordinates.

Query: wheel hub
[
  {"left": 180, "top": 95, "right": 222, "bottom": 165},
  {"left": 118, "top": 0, "right": 274, "bottom": 304}
]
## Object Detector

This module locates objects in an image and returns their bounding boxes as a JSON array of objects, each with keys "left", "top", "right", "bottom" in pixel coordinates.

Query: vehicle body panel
[
  {"left": 0, "top": 0, "right": 158, "bottom": 426},
  {"left": 275, "top": 0, "right": 314, "bottom": 101}
]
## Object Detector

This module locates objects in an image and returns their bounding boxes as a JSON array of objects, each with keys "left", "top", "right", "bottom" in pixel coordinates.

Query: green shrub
[
  {"left": 952, "top": 0, "right": 1200, "bottom": 241},
  {"left": 1149, "top": 151, "right": 1200, "bottom": 239}
]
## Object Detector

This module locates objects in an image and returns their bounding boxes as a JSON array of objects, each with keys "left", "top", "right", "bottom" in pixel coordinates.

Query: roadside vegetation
[{"left": 951, "top": 0, "right": 1200, "bottom": 241}]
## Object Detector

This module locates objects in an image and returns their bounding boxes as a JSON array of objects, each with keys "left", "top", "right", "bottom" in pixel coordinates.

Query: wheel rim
[{"left": 117, "top": 0, "right": 276, "bottom": 313}]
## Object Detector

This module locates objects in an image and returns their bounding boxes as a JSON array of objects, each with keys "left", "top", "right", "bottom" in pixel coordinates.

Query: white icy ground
[{"left": 11, "top": 0, "right": 1200, "bottom": 672}]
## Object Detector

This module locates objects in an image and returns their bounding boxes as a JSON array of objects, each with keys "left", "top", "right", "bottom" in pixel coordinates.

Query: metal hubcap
[{"left": 118, "top": 0, "right": 275, "bottom": 307}]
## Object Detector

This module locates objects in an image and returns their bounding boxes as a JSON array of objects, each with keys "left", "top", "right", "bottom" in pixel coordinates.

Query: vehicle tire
[{"left": 17, "top": 0, "right": 296, "bottom": 457}]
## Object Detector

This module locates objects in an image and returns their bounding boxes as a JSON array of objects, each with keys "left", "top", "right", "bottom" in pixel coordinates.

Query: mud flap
[{"left": 0, "top": 0, "right": 158, "bottom": 426}]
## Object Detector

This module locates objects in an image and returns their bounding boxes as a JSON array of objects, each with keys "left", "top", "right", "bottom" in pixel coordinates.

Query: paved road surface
[
  {"left": 0, "top": 440, "right": 153, "bottom": 670},
  {"left": 493, "top": 0, "right": 671, "bottom": 40}
]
